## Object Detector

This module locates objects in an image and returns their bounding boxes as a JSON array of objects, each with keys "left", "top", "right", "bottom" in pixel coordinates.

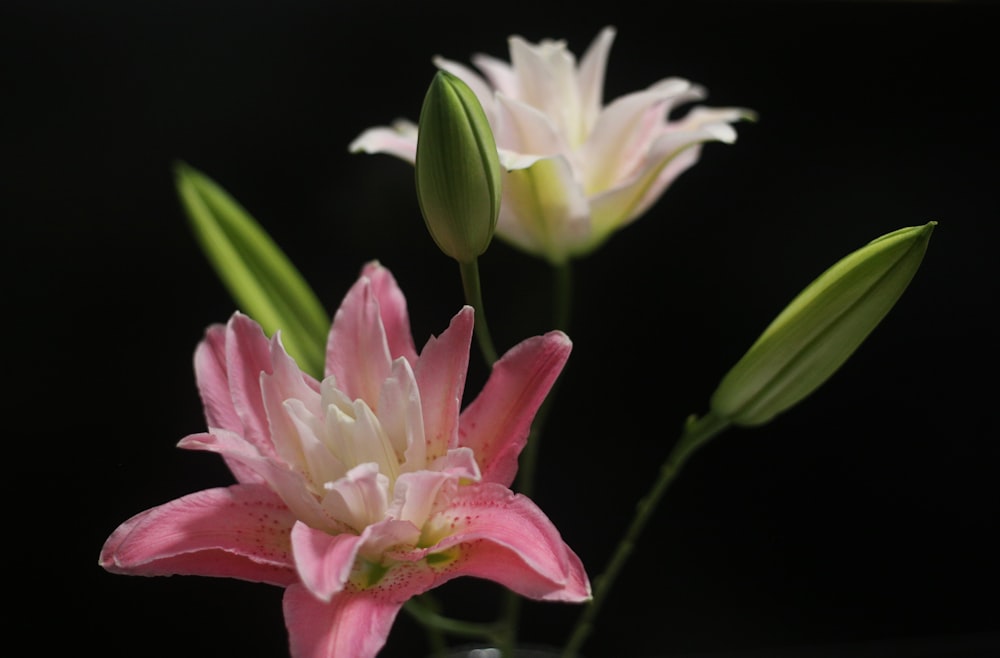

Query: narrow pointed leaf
[{"left": 174, "top": 162, "right": 328, "bottom": 377}]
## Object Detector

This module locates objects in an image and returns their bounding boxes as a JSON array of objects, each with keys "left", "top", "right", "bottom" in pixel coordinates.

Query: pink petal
[
  {"left": 325, "top": 274, "right": 393, "bottom": 404},
  {"left": 261, "top": 332, "right": 328, "bottom": 470},
  {"left": 426, "top": 446, "right": 481, "bottom": 482},
  {"left": 181, "top": 430, "right": 342, "bottom": 533},
  {"left": 413, "top": 306, "right": 473, "bottom": 461},
  {"left": 359, "top": 261, "right": 418, "bottom": 366},
  {"left": 424, "top": 483, "right": 590, "bottom": 602},
  {"left": 222, "top": 313, "right": 286, "bottom": 462},
  {"left": 98, "top": 484, "right": 298, "bottom": 587},
  {"left": 326, "top": 263, "right": 418, "bottom": 404},
  {"left": 223, "top": 314, "right": 276, "bottom": 441},
  {"left": 379, "top": 358, "right": 427, "bottom": 469},
  {"left": 194, "top": 316, "right": 270, "bottom": 483},
  {"left": 391, "top": 470, "right": 456, "bottom": 529},
  {"left": 291, "top": 517, "right": 422, "bottom": 603},
  {"left": 283, "top": 584, "right": 403, "bottom": 658},
  {"left": 290, "top": 522, "right": 364, "bottom": 602},
  {"left": 459, "top": 331, "right": 572, "bottom": 486},
  {"left": 358, "top": 518, "right": 423, "bottom": 560},
  {"left": 194, "top": 323, "right": 241, "bottom": 433}
]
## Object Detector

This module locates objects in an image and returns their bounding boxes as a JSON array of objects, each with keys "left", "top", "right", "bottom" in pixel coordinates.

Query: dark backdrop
[{"left": 7, "top": 1, "right": 999, "bottom": 656}]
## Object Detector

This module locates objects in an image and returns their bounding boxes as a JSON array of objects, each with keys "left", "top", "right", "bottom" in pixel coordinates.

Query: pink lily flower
[
  {"left": 99, "top": 261, "right": 590, "bottom": 657},
  {"left": 350, "top": 26, "right": 754, "bottom": 265}
]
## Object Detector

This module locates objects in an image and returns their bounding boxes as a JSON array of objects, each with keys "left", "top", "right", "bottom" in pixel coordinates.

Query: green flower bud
[
  {"left": 414, "top": 70, "right": 501, "bottom": 263},
  {"left": 710, "top": 221, "right": 936, "bottom": 427}
]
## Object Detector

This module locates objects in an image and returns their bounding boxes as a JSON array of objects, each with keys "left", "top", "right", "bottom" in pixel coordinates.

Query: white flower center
[{"left": 273, "top": 357, "right": 431, "bottom": 532}]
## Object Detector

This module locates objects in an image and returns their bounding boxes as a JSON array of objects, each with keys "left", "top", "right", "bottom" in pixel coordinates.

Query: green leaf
[{"left": 174, "top": 161, "right": 329, "bottom": 378}]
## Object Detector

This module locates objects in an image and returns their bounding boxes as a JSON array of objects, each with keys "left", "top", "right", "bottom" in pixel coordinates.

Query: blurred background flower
[{"left": 352, "top": 26, "right": 754, "bottom": 264}]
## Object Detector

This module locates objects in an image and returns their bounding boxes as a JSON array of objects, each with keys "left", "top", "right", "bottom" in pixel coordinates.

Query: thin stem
[
  {"left": 552, "top": 260, "right": 573, "bottom": 332},
  {"left": 561, "top": 411, "right": 732, "bottom": 658},
  {"left": 497, "top": 261, "right": 575, "bottom": 657},
  {"left": 404, "top": 598, "right": 504, "bottom": 644},
  {"left": 517, "top": 261, "right": 573, "bottom": 500},
  {"left": 407, "top": 595, "right": 449, "bottom": 658},
  {"left": 459, "top": 258, "right": 498, "bottom": 366}
]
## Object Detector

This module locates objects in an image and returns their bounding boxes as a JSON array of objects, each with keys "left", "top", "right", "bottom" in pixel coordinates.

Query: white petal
[
  {"left": 283, "top": 398, "right": 347, "bottom": 490},
  {"left": 348, "top": 120, "right": 418, "bottom": 163},
  {"left": 260, "top": 335, "right": 324, "bottom": 473},
  {"left": 469, "top": 51, "right": 518, "bottom": 98},
  {"left": 498, "top": 148, "right": 547, "bottom": 171},
  {"left": 507, "top": 34, "right": 581, "bottom": 138},
  {"left": 493, "top": 93, "right": 567, "bottom": 158},
  {"left": 390, "top": 470, "right": 456, "bottom": 530},
  {"left": 321, "top": 463, "right": 390, "bottom": 531},
  {"left": 648, "top": 77, "right": 705, "bottom": 107},
  {"left": 324, "top": 399, "right": 400, "bottom": 482},
  {"left": 429, "top": 446, "right": 481, "bottom": 482},
  {"left": 320, "top": 375, "right": 354, "bottom": 415},
  {"left": 378, "top": 358, "right": 427, "bottom": 472},
  {"left": 673, "top": 105, "right": 755, "bottom": 143},
  {"left": 576, "top": 26, "right": 616, "bottom": 137},
  {"left": 581, "top": 87, "right": 680, "bottom": 195},
  {"left": 587, "top": 123, "right": 733, "bottom": 242},
  {"left": 498, "top": 155, "right": 591, "bottom": 264}
]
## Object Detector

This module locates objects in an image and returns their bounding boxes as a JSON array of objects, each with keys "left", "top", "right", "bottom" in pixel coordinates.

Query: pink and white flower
[
  {"left": 350, "top": 26, "right": 754, "bottom": 264},
  {"left": 99, "top": 261, "right": 589, "bottom": 658}
]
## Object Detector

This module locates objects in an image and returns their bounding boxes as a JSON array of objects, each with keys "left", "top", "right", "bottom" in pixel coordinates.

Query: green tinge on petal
[
  {"left": 710, "top": 221, "right": 936, "bottom": 426},
  {"left": 505, "top": 158, "right": 577, "bottom": 265},
  {"left": 424, "top": 545, "right": 461, "bottom": 569},
  {"left": 354, "top": 559, "right": 390, "bottom": 589},
  {"left": 174, "top": 162, "right": 329, "bottom": 378}
]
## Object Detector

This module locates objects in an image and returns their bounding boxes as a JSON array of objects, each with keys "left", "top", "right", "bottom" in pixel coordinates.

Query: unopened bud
[
  {"left": 710, "top": 222, "right": 936, "bottom": 426},
  {"left": 414, "top": 71, "right": 501, "bottom": 263}
]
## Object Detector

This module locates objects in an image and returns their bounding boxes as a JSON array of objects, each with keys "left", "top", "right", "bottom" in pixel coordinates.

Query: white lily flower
[{"left": 351, "top": 26, "right": 755, "bottom": 264}]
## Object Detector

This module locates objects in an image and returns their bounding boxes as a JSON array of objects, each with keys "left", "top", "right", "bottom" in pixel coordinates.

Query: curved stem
[
  {"left": 410, "top": 594, "right": 450, "bottom": 657},
  {"left": 459, "top": 258, "right": 498, "bottom": 366},
  {"left": 404, "top": 598, "right": 504, "bottom": 644},
  {"left": 552, "top": 260, "right": 573, "bottom": 333},
  {"left": 517, "top": 261, "right": 573, "bottom": 500},
  {"left": 561, "top": 411, "right": 732, "bottom": 658}
]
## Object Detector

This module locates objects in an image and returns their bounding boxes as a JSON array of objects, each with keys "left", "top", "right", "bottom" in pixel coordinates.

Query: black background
[{"left": 7, "top": 1, "right": 999, "bottom": 657}]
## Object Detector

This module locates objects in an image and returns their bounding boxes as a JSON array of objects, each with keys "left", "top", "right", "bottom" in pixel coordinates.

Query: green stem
[
  {"left": 552, "top": 260, "right": 572, "bottom": 333},
  {"left": 407, "top": 595, "right": 449, "bottom": 657},
  {"left": 561, "top": 411, "right": 731, "bottom": 658},
  {"left": 404, "top": 598, "right": 503, "bottom": 644},
  {"left": 516, "top": 261, "right": 573, "bottom": 500},
  {"left": 497, "top": 261, "right": 574, "bottom": 657},
  {"left": 459, "top": 258, "right": 498, "bottom": 366}
]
